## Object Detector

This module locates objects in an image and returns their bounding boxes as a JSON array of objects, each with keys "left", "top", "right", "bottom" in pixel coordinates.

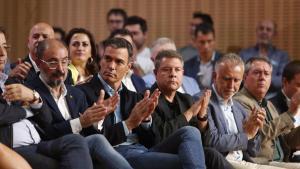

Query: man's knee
[{"left": 178, "top": 126, "right": 202, "bottom": 141}]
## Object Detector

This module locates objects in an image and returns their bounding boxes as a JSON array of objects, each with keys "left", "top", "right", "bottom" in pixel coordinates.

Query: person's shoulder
[{"left": 67, "top": 85, "right": 85, "bottom": 96}]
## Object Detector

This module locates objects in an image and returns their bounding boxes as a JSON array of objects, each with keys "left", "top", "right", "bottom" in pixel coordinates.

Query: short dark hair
[
  {"left": 193, "top": 11, "right": 214, "bottom": 26},
  {"left": 103, "top": 37, "right": 133, "bottom": 60},
  {"left": 194, "top": 23, "right": 215, "bottom": 37},
  {"left": 53, "top": 27, "right": 66, "bottom": 40},
  {"left": 125, "top": 16, "right": 148, "bottom": 33},
  {"left": 65, "top": 28, "right": 98, "bottom": 74},
  {"left": 36, "top": 39, "right": 67, "bottom": 60},
  {"left": 107, "top": 8, "right": 127, "bottom": 21},
  {"left": 282, "top": 60, "right": 300, "bottom": 82},
  {"left": 109, "top": 29, "right": 133, "bottom": 39},
  {"left": 244, "top": 56, "right": 272, "bottom": 74},
  {"left": 154, "top": 50, "right": 183, "bottom": 70}
]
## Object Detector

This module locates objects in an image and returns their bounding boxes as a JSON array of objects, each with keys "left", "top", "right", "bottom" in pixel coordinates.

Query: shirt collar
[
  {"left": 0, "top": 72, "right": 8, "bottom": 90},
  {"left": 97, "top": 73, "right": 123, "bottom": 96},
  {"left": 39, "top": 75, "right": 67, "bottom": 98},
  {"left": 212, "top": 84, "right": 233, "bottom": 106},
  {"left": 29, "top": 54, "right": 40, "bottom": 73},
  {"left": 282, "top": 89, "right": 291, "bottom": 107}
]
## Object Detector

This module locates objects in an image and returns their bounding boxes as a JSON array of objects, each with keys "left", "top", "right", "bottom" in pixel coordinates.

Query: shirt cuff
[
  {"left": 70, "top": 118, "right": 82, "bottom": 134},
  {"left": 93, "top": 119, "right": 104, "bottom": 131},
  {"left": 141, "top": 117, "right": 152, "bottom": 129},
  {"left": 30, "top": 99, "right": 43, "bottom": 109},
  {"left": 122, "top": 121, "right": 131, "bottom": 136},
  {"left": 24, "top": 108, "right": 34, "bottom": 118}
]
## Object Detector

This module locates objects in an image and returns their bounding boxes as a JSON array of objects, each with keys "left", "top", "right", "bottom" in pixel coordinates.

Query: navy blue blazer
[
  {"left": 77, "top": 75, "right": 155, "bottom": 147},
  {"left": 0, "top": 87, "right": 53, "bottom": 146},
  {"left": 131, "top": 73, "right": 146, "bottom": 93},
  {"left": 27, "top": 76, "right": 96, "bottom": 139},
  {"left": 184, "top": 51, "right": 222, "bottom": 89},
  {"left": 203, "top": 89, "right": 261, "bottom": 160}
]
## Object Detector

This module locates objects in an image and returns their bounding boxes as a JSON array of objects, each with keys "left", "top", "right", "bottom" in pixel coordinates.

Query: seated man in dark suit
[
  {"left": 8, "top": 22, "right": 72, "bottom": 85},
  {"left": 202, "top": 53, "right": 277, "bottom": 169},
  {"left": 149, "top": 49, "right": 233, "bottom": 169},
  {"left": 235, "top": 57, "right": 300, "bottom": 168},
  {"left": 0, "top": 28, "right": 93, "bottom": 169},
  {"left": 108, "top": 28, "right": 146, "bottom": 93},
  {"left": 78, "top": 37, "right": 207, "bottom": 169},
  {"left": 270, "top": 60, "right": 300, "bottom": 162},
  {"left": 27, "top": 39, "right": 133, "bottom": 169}
]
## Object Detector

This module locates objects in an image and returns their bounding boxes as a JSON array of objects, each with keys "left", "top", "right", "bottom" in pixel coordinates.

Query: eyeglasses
[{"left": 39, "top": 58, "right": 70, "bottom": 69}]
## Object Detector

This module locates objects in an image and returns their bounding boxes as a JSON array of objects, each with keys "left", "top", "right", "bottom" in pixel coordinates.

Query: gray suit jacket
[{"left": 203, "top": 89, "right": 261, "bottom": 161}]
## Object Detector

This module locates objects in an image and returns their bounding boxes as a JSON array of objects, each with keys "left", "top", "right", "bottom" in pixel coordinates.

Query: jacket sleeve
[
  {"left": 0, "top": 103, "right": 26, "bottom": 126},
  {"left": 203, "top": 105, "right": 249, "bottom": 153}
]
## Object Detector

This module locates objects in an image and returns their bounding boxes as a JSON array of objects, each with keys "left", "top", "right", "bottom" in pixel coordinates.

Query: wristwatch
[
  {"left": 197, "top": 114, "right": 208, "bottom": 121},
  {"left": 31, "top": 90, "right": 41, "bottom": 103}
]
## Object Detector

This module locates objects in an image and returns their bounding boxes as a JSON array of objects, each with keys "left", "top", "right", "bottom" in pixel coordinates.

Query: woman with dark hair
[{"left": 65, "top": 28, "right": 98, "bottom": 84}]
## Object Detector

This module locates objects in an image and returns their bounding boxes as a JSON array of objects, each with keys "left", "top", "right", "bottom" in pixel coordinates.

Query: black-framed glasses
[{"left": 39, "top": 58, "right": 70, "bottom": 70}]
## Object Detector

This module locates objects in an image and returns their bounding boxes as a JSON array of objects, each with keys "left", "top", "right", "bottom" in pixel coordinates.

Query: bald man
[
  {"left": 239, "top": 19, "right": 289, "bottom": 97},
  {"left": 9, "top": 22, "right": 72, "bottom": 84}
]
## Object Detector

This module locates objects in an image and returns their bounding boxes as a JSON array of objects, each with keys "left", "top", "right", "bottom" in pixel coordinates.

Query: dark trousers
[
  {"left": 204, "top": 147, "right": 234, "bottom": 169},
  {"left": 15, "top": 134, "right": 93, "bottom": 169}
]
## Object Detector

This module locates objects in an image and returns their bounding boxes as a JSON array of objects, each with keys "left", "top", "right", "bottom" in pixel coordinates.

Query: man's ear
[
  {"left": 212, "top": 71, "right": 216, "bottom": 83},
  {"left": 153, "top": 69, "right": 157, "bottom": 76},
  {"left": 127, "top": 61, "right": 132, "bottom": 70}
]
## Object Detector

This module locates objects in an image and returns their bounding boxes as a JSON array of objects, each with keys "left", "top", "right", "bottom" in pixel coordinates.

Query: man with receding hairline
[
  {"left": 28, "top": 39, "right": 135, "bottom": 169},
  {"left": 235, "top": 57, "right": 300, "bottom": 168},
  {"left": 8, "top": 22, "right": 72, "bottom": 84}
]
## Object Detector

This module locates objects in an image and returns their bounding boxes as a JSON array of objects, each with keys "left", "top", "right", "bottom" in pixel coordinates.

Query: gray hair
[
  {"left": 215, "top": 53, "right": 244, "bottom": 72},
  {"left": 151, "top": 37, "right": 176, "bottom": 52},
  {"left": 244, "top": 56, "right": 272, "bottom": 75}
]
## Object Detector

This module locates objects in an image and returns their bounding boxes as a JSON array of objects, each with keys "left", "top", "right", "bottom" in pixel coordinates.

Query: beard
[{"left": 40, "top": 70, "right": 65, "bottom": 87}]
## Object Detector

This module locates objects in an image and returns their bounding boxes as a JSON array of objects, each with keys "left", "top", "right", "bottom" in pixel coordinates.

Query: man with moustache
[
  {"left": 27, "top": 39, "right": 134, "bottom": 169},
  {"left": 0, "top": 26, "right": 94, "bottom": 169},
  {"left": 78, "top": 37, "right": 207, "bottom": 169},
  {"left": 8, "top": 22, "right": 72, "bottom": 84},
  {"left": 235, "top": 57, "right": 300, "bottom": 168}
]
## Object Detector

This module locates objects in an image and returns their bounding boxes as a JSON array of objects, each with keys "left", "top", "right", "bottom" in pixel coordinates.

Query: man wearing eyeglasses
[
  {"left": 8, "top": 22, "right": 72, "bottom": 85},
  {"left": 26, "top": 38, "right": 134, "bottom": 169}
]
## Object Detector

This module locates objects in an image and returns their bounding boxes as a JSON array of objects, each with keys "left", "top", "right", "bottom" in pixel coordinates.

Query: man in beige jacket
[{"left": 235, "top": 56, "right": 300, "bottom": 169}]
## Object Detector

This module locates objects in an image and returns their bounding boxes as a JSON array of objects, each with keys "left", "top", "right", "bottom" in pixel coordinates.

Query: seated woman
[{"left": 65, "top": 28, "right": 98, "bottom": 84}]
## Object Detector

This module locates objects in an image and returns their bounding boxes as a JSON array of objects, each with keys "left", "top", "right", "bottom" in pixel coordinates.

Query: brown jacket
[{"left": 234, "top": 87, "right": 300, "bottom": 161}]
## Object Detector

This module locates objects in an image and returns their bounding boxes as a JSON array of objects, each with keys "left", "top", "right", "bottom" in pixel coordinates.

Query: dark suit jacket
[
  {"left": 203, "top": 89, "right": 261, "bottom": 161},
  {"left": 131, "top": 73, "right": 146, "bottom": 93},
  {"left": 0, "top": 88, "right": 52, "bottom": 147},
  {"left": 270, "top": 91, "right": 289, "bottom": 114},
  {"left": 77, "top": 75, "right": 154, "bottom": 147},
  {"left": 150, "top": 83, "right": 198, "bottom": 144},
  {"left": 27, "top": 76, "right": 96, "bottom": 140},
  {"left": 183, "top": 51, "right": 222, "bottom": 89},
  {"left": 10, "top": 55, "right": 73, "bottom": 85}
]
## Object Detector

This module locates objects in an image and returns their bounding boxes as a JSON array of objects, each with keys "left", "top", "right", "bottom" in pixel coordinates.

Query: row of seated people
[{"left": 1, "top": 22, "right": 299, "bottom": 169}]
